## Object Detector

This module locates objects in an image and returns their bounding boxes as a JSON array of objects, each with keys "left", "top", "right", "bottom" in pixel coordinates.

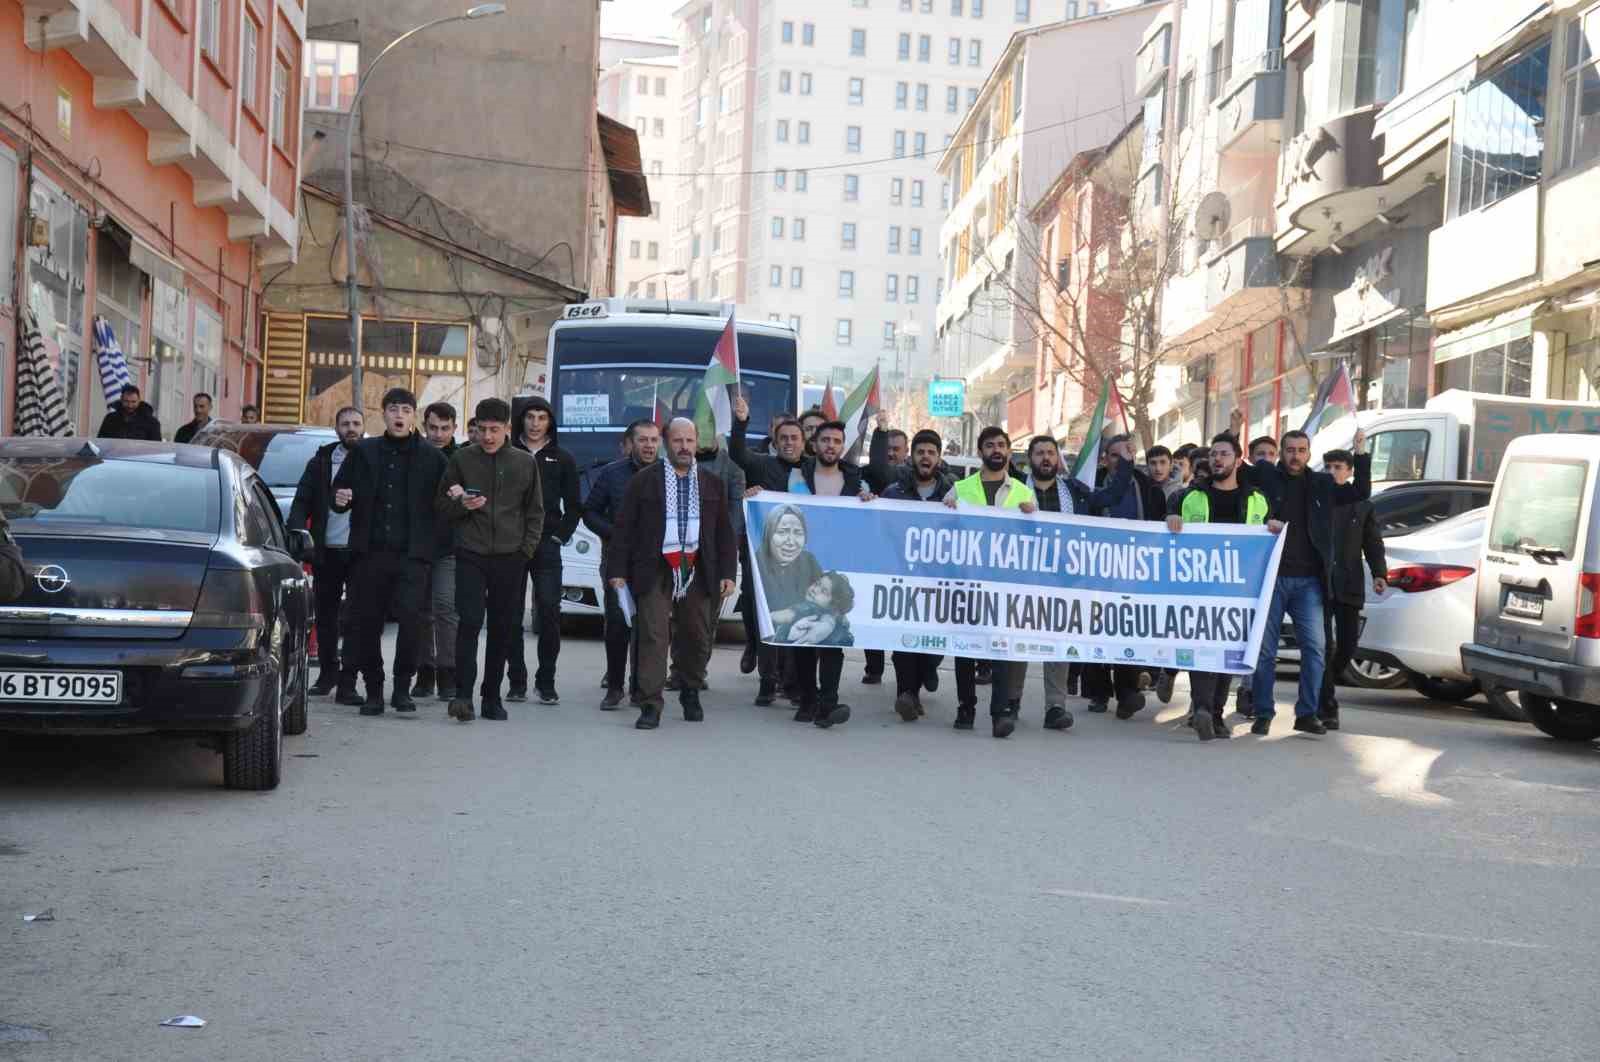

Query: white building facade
[{"left": 600, "top": 51, "right": 684, "bottom": 301}]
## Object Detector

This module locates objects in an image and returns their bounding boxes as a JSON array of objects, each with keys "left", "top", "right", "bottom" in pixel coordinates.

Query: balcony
[
  {"left": 22, "top": 0, "right": 141, "bottom": 94},
  {"left": 1135, "top": 22, "right": 1171, "bottom": 99},
  {"left": 1275, "top": 109, "right": 1383, "bottom": 255},
  {"left": 1200, "top": 173, "right": 1291, "bottom": 311},
  {"left": 1216, "top": 49, "right": 1284, "bottom": 157}
]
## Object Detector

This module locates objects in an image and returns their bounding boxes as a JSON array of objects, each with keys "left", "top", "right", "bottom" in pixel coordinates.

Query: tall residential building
[
  {"left": 600, "top": 50, "right": 684, "bottom": 301},
  {"left": 671, "top": 0, "right": 1151, "bottom": 388}
]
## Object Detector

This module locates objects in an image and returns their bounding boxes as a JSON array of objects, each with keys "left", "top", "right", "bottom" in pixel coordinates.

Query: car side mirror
[{"left": 288, "top": 528, "right": 314, "bottom": 562}]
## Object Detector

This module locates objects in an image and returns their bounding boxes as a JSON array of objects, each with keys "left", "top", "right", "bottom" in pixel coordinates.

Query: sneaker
[
  {"left": 1319, "top": 712, "right": 1341, "bottom": 731},
  {"left": 793, "top": 703, "right": 818, "bottom": 724},
  {"left": 310, "top": 674, "right": 339, "bottom": 697},
  {"left": 391, "top": 687, "right": 416, "bottom": 712},
  {"left": 1115, "top": 693, "right": 1146, "bottom": 720},
  {"left": 336, "top": 687, "right": 365, "bottom": 707},
  {"left": 506, "top": 686, "right": 528, "bottom": 703},
  {"left": 359, "top": 690, "right": 384, "bottom": 717},
  {"left": 922, "top": 668, "right": 940, "bottom": 693},
  {"left": 992, "top": 714, "right": 1016, "bottom": 739},
  {"left": 410, "top": 668, "right": 436, "bottom": 698},
  {"left": 814, "top": 703, "right": 850, "bottom": 729},
  {"left": 1043, "top": 706, "right": 1073, "bottom": 731},
  {"left": 894, "top": 691, "right": 921, "bottom": 722},
  {"left": 1251, "top": 716, "right": 1271, "bottom": 736},
  {"left": 1155, "top": 672, "right": 1176, "bottom": 705},
  {"left": 635, "top": 707, "right": 661, "bottom": 730},
  {"left": 681, "top": 689, "right": 704, "bottom": 722},
  {"left": 447, "top": 698, "right": 475, "bottom": 723},
  {"left": 1193, "top": 711, "right": 1216, "bottom": 741},
  {"left": 480, "top": 697, "right": 508, "bottom": 722},
  {"left": 1212, "top": 713, "right": 1231, "bottom": 739},
  {"left": 740, "top": 645, "right": 758, "bottom": 675},
  {"left": 953, "top": 706, "right": 976, "bottom": 731},
  {"left": 1293, "top": 715, "right": 1327, "bottom": 735},
  {"left": 754, "top": 682, "right": 777, "bottom": 707},
  {"left": 1087, "top": 700, "right": 1109, "bottom": 714},
  {"left": 862, "top": 671, "right": 883, "bottom": 685},
  {"left": 538, "top": 688, "right": 560, "bottom": 705},
  {"left": 601, "top": 688, "right": 624, "bottom": 710}
]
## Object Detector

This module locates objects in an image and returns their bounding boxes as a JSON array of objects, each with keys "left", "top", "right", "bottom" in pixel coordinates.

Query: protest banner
[{"left": 744, "top": 494, "right": 1284, "bottom": 675}]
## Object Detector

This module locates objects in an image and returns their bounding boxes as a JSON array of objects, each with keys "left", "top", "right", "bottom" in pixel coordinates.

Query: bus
[{"left": 543, "top": 298, "right": 800, "bottom": 616}]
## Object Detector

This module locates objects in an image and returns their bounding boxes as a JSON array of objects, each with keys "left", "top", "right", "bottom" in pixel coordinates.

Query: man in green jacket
[
  {"left": 944, "top": 425, "right": 1037, "bottom": 738},
  {"left": 436, "top": 397, "right": 544, "bottom": 722}
]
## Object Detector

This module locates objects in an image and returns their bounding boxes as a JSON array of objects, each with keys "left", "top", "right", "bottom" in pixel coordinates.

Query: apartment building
[
  {"left": 600, "top": 51, "right": 683, "bottom": 301},
  {"left": 671, "top": 0, "right": 1152, "bottom": 388},
  {"left": 934, "top": 3, "right": 1166, "bottom": 443},
  {"left": 2, "top": 0, "right": 305, "bottom": 435}
]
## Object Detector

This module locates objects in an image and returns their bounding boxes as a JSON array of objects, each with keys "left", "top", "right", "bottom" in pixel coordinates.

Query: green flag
[{"left": 1070, "top": 381, "right": 1111, "bottom": 489}]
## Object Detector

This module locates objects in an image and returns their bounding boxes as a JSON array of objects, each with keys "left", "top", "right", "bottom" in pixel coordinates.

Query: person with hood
[
  {"left": 883, "top": 428, "right": 953, "bottom": 721},
  {"left": 173, "top": 393, "right": 214, "bottom": 444},
  {"left": 584, "top": 418, "right": 662, "bottom": 708},
  {"left": 289, "top": 405, "right": 365, "bottom": 703},
  {"left": 508, "top": 396, "right": 581, "bottom": 705},
  {"left": 730, "top": 408, "right": 808, "bottom": 705},
  {"left": 97, "top": 384, "right": 162, "bottom": 441}
]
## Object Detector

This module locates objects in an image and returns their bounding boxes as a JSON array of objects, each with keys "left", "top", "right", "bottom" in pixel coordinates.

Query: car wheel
[
  {"left": 1344, "top": 659, "right": 1408, "bottom": 689},
  {"left": 1411, "top": 676, "right": 1479, "bottom": 703},
  {"left": 223, "top": 657, "right": 284, "bottom": 790},
  {"left": 284, "top": 636, "right": 310, "bottom": 737},
  {"left": 1478, "top": 688, "right": 1529, "bottom": 723},
  {"left": 1520, "top": 693, "right": 1600, "bottom": 742}
]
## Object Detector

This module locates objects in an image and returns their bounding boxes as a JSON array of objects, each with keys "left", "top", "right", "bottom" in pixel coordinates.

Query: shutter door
[{"left": 262, "top": 313, "right": 306, "bottom": 424}]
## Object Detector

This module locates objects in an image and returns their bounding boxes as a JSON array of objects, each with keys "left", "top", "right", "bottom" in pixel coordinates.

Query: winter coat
[{"left": 97, "top": 402, "right": 162, "bottom": 441}]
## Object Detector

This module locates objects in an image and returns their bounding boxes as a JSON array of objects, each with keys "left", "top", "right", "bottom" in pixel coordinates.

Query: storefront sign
[{"left": 928, "top": 378, "right": 965, "bottom": 418}]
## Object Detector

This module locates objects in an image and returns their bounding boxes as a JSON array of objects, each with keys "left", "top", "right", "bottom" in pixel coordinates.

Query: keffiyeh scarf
[{"left": 662, "top": 463, "right": 701, "bottom": 600}]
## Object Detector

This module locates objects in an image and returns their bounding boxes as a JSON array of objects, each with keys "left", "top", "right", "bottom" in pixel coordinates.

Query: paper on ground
[{"left": 160, "top": 1016, "right": 206, "bottom": 1029}]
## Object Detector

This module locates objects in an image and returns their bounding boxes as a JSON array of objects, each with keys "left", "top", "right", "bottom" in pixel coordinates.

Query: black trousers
[
  {"left": 312, "top": 548, "right": 358, "bottom": 688},
  {"left": 455, "top": 549, "right": 525, "bottom": 702},
  {"left": 955, "top": 658, "right": 1016, "bottom": 717},
  {"left": 351, "top": 550, "right": 429, "bottom": 692},
  {"left": 1188, "top": 672, "right": 1233, "bottom": 717},
  {"left": 509, "top": 537, "right": 563, "bottom": 691},
  {"left": 739, "top": 534, "right": 761, "bottom": 652},
  {"left": 891, "top": 652, "right": 942, "bottom": 695},
  {"left": 794, "top": 646, "right": 844, "bottom": 706},
  {"left": 863, "top": 649, "right": 885, "bottom": 677},
  {"left": 600, "top": 545, "right": 632, "bottom": 692},
  {"left": 1083, "top": 664, "right": 1140, "bottom": 704},
  {"left": 1320, "top": 602, "right": 1362, "bottom": 715}
]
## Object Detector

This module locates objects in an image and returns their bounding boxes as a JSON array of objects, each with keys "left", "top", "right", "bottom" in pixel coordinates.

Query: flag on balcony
[
  {"left": 93, "top": 315, "right": 133, "bottom": 410},
  {"left": 841, "top": 364, "right": 881, "bottom": 463},
  {"left": 1070, "top": 379, "right": 1113, "bottom": 490},
  {"left": 16, "top": 311, "right": 71, "bottom": 438},
  {"left": 693, "top": 307, "right": 741, "bottom": 442},
  {"left": 1302, "top": 360, "right": 1355, "bottom": 435}
]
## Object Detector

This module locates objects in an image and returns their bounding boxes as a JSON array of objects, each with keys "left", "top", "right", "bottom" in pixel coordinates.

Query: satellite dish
[{"left": 1194, "top": 190, "right": 1232, "bottom": 242}]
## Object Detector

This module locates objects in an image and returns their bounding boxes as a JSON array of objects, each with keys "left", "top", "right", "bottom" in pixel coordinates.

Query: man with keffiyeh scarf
[{"left": 606, "top": 419, "right": 737, "bottom": 730}]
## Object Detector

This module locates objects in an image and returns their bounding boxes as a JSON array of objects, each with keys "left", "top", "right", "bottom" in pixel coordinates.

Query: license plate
[
  {"left": 0, "top": 670, "right": 122, "bottom": 703},
  {"left": 1504, "top": 591, "right": 1545, "bottom": 620}
]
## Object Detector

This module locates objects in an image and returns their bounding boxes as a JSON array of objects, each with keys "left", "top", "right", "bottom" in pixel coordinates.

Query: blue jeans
[{"left": 1251, "top": 576, "right": 1326, "bottom": 719}]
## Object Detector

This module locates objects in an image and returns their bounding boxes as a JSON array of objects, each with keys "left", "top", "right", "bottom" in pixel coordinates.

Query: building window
[
  {"left": 897, "top": 82, "right": 910, "bottom": 109},
  {"left": 967, "top": 87, "right": 979, "bottom": 107},
  {"left": 847, "top": 125, "right": 863, "bottom": 152},
  {"left": 630, "top": 240, "right": 642, "bottom": 259},
  {"left": 850, "top": 77, "right": 865, "bottom": 105},
  {"left": 891, "top": 178, "right": 904, "bottom": 204},
  {"left": 646, "top": 282, "right": 658, "bottom": 298},
  {"left": 1434, "top": 334, "right": 1534, "bottom": 398},
  {"left": 777, "top": 119, "right": 790, "bottom": 142},
  {"left": 882, "top": 322, "right": 898, "bottom": 349},
  {"left": 909, "top": 227, "right": 923, "bottom": 254},
  {"left": 773, "top": 217, "right": 785, "bottom": 238},
  {"left": 952, "top": 0, "right": 963, "bottom": 12},
  {"left": 242, "top": 18, "right": 259, "bottom": 110},
  {"left": 656, "top": 77, "right": 668, "bottom": 95},
  {"left": 637, "top": 75, "right": 649, "bottom": 94},
  {"left": 775, "top": 168, "right": 788, "bottom": 189},
  {"left": 899, "top": 32, "right": 912, "bottom": 60},
  {"left": 782, "top": 21, "right": 795, "bottom": 43},
  {"left": 914, "top": 131, "right": 927, "bottom": 157},
  {"left": 1176, "top": 71, "right": 1193, "bottom": 129},
  {"left": 712, "top": 225, "right": 722, "bottom": 252},
  {"left": 911, "top": 179, "right": 925, "bottom": 206},
  {"left": 795, "top": 121, "right": 810, "bottom": 144},
  {"left": 800, "top": 72, "right": 813, "bottom": 95},
  {"left": 305, "top": 40, "right": 359, "bottom": 113},
  {"left": 770, "top": 265, "right": 784, "bottom": 288},
  {"left": 919, "top": 34, "right": 932, "bottom": 62},
  {"left": 1450, "top": 37, "right": 1551, "bottom": 218},
  {"left": 893, "top": 130, "right": 907, "bottom": 157},
  {"left": 916, "top": 83, "right": 929, "bottom": 111},
  {"left": 947, "top": 86, "right": 960, "bottom": 113},
  {"left": 796, "top": 169, "right": 809, "bottom": 192},
  {"left": 199, "top": 0, "right": 222, "bottom": 62},
  {"left": 692, "top": 234, "right": 702, "bottom": 258},
  {"left": 791, "top": 267, "right": 805, "bottom": 288},
  {"left": 836, "top": 319, "right": 854, "bottom": 345},
  {"left": 907, "top": 275, "right": 921, "bottom": 302},
  {"left": 648, "top": 241, "right": 660, "bottom": 260},
  {"left": 886, "top": 275, "right": 900, "bottom": 301},
  {"left": 844, "top": 174, "right": 860, "bottom": 200},
  {"left": 780, "top": 71, "right": 792, "bottom": 93},
  {"left": 1209, "top": 41, "right": 1226, "bottom": 101},
  {"left": 790, "top": 315, "right": 803, "bottom": 333},
  {"left": 271, "top": 59, "right": 290, "bottom": 149},
  {"left": 803, "top": 22, "right": 816, "bottom": 46},
  {"left": 888, "top": 225, "right": 903, "bottom": 253},
  {"left": 794, "top": 218, "right": 807, "bottom": 240},
  {"left": 949, "top": 38, "right": 962, "bottom": 64},
  {"left": 1066, "top": 0, "right": 1079, "bottom": 16},
  {"left": 969, "top": 39, "right": 982, "bottom": 66},
  {"left": 653, "top": 117, "right": 665, "bottom": 137},
  {"left": 1562, "top": 5, "right": 1600, "bottom": 170},
  {"left": 1015, "top": 0, "right": 1030, "bottom": 21},
  {"left": 1355, "top": 0, "right": 1420, "bottom": 108},
  {"left": 973, "top": 0, "right": 985, "bottom": 14},
  {"left": 921, "top": 0, "right": 934, "bottom": 11},
  {"left": 842, "top": 223, "right": 858, "bottom": 249},
  {"left": 851, "top": 28, "right": 867, "bottom": 56}
]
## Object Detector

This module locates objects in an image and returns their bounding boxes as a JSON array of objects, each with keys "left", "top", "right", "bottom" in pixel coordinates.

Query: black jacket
[
  {"left": 1330, "top": 498, "right": 1386, "bottom": 607},
  {"left": 730, "top": 415, "right": 803, "bottom": 491},
  {"left": 584, "top": 456, "right": 652, "bottom": 541},
  {"left": 864, "top": 428, "right": 904, "bottom": 494},
  {"left": 330, "top": 433, "right": 449, "bottom": 562},
  {"left": 1239, "top": 453, "right": 1372, "bottom": 589},
  {"left": 881, "top": 465, "right": 954, "bottom": 503},
  {"left": 97, "top": 402, "right": 162, "bottom": 441},
  {"left": 174, "top": 418, "right": 212, "bottom": 444},
  {"left": 512, "top": 396, "right": 581, "bottom": 544},
  {"left": 288, "top": 439, "right": 353, "bottom": 565}
]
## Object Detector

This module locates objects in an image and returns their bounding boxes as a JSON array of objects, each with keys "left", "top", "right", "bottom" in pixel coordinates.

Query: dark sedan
[{"left": 0, "top": 438, "right": 313, "bottom": 790}]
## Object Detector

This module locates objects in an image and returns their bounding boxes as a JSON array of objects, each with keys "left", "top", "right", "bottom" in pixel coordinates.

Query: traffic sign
[{"left": 928, "top": 378, "right": 965, "bottom": 418}]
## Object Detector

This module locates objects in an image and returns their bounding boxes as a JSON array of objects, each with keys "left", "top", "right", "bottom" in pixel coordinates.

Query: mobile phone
[{"left": 463, "top": 488, "right": 483, "bottom": 498}]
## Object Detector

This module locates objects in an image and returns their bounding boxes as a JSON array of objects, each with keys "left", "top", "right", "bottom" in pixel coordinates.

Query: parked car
[
  {"left": 190, "top": 422, "right": 339, "bottom": 516},
  {"left": 1354, "top": 509, "right": 1524, "bottom": 720},
  {"left": 0, "top": 439, "right": 314, "bottom": 789},
  {"left": 1463, "top": 433, "right": 1600, "bottom": 742}
]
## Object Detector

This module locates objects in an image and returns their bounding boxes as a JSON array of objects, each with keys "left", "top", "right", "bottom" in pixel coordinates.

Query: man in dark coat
[
  {"left": 97, "top": 384, "right": 162, "bottom": 440},
  {"left": 605, "top": 418, "right": 737, "bottom": 730},
  {"left": 508, "top": 395, "right": 580, "bottom": 704},
  {"left": 882, "top": 428, "right": 954, "bottom": 721},
  {"left": 173, "top": 392, "right": 214, "bottom": 444},
  {"left": 289, "top": 405, "right": 366, "bottom": 702},
  {"left": 1319, "top": 448, "right": 1388, "bottom": 729},
  {"left": 583, "top": 418, "right": 662, "bottom": 707},
  {"left": 331, "top": 388, "right": 449, "bottom": 714}
]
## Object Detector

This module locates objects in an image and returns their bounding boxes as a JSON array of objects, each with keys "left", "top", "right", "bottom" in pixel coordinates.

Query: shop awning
[
  {"left": 129, "top": 236, "right": 185, "bottom": 292},
  {"left": 1433, "top": 301, "right": 1548, "bottom": 364}
]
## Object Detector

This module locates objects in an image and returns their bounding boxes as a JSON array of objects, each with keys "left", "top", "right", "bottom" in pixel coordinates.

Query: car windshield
[
  {"left": 1488, "top": 459, "right": 1588, "bottom": 558},
  {"left": 253, "top": 434, "right": 332, "bottom": 487},
  {"left": 0, "top": 457, "right": 220, "bottom": 534}
]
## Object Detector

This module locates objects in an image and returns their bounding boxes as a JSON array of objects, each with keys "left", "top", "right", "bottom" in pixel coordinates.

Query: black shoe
[
  {"left": 1237, "top": 689, "right": 1255, "bottom": 719},
  {"left": 992, "top": 714, "right": 1016, "bottom": 739},
  {"left": 436, "top": 669, "right": 457, "bottom": 701},
  {"left": 953, "top": 706, "right": 976, "bottom": 730},
  {"left": 793, "top": 702, "right": 818, "bottom": 723},
  {"left": 391, "top": 688, "right": 416, "bottom": 712},
  {"left": 1155, "top": 672, "right": 1176, "bottom": 705},
  {"left": 1087, "top": 700, "right": 1109, "bottom": 714},
  {"left": 601, "top": 688, "right": 624, "bottom": 710},
  {"left": 974, "top": 664, "right": 992, "bottom": 686},
  {"left": 1212, "top": 713, "right": 1231, "bottom": 739},
  {"left": 480, "top": 697, "right": 508, "bottom": 722},
  {"left": 310, "top": 674, "right": 338, "bottom": 697},
  {"left": 923, "top": 668, "right": 940, "bottom": 693},
  {"left": 448, "top": 698, "right": 475, "bottom": 722},
  {"left": 629, "top": 692, "right": 644, "bottom": 708},
  {"left": 862, "top": 671, "right": 883, "bottom": 685},
  {"left": 538, "top": 688, "right": 560, "bottom": 705},
  {"left": 815, "top": 703, "right": 850, "bottom": 729},
  {"left": 1293, "top": 715, "right": 1327, "bottom": 735},
  {"left": 740, "top": 645, "right": 758, "bottom": 674},
  {"left": 754, "top": 682, "right": 777, "bottom": 707},
  {"left": 360, "top": 689, "right": 384, "bottom": 717},
  {"left": 681, "top": 689, "right": 704, "bottom": 722},
  {"left": 506, "top": 686, "right": 528, "bottom": 702},
  {"left": 1319, "top": 712, "right": 1341, "bottom": 731},
  {"left": 336, "top": 687, "right": 365, "bottom": 707},
  {"left": 1194, "top": 711, "right": 1216, "bottom": 741},
  {"left": 411, "top": 667, "right": 435, "bottom": 698},
  {"left": 1115, "top": 693, "right": 1146, "bottom": 720},
  {"left": 895, "top": 692, "right": 921, "bottom": 721},
  {"left": 1251, "top": 716, "right": 1271, "bottom": 736},
  {"left": 1043, "top": 706, "right": 1074, "bottom": 731},
  {"left": 636, "top": 707, "right": 661, "bottom": 730}
]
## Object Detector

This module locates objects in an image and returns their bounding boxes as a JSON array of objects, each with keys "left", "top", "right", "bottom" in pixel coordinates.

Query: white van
[{"left": 1461, "top": 433, "right": 1600, "bottom": 741}]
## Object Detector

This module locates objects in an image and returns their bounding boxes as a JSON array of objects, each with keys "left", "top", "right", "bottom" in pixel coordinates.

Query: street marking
[
  {"left": 1387, "top": 928, "right": 1552, "bottom": 951},
  {"left": 1040, "top": 889, "right": 1171, "bottom": 907}
]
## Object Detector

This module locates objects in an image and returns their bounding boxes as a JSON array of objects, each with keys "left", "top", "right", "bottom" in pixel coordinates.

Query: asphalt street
[{"left": 3, "top": 626, "right": 1599, "bottom": 1061}]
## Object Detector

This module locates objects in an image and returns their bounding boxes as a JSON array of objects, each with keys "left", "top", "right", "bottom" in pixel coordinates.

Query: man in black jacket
[
  {"left": 412, "top": 402, "right": 462, "bottom": 702},
  {"left": 173, "top": 392, "right": 213, "bottom": 444},
  {"left": 509, "top": 396, "right": 580, "bottom": 704},
  {"left": 729, "top": 409, "right": 807, "bottom": 703},
  {"left": 1320, "top": 448, "right": 1387, "bottom": 729},
  {"left": 97, "top": 384, "right": 162, "bottom": 440},
  {"left": 883, "top": 429, "right": 953, "bottom": 720},
  {"left": 288, "top": 405, "right": 365, "bottom": 701},
  {"left": 331, "top": 388, "right": 449, "bottom": 715},
  {"left": 859, "top": 413, "right": 909, "bottom": 686},
  {"left": 583, "top": 418, "right": 662, "bottom": 708}
]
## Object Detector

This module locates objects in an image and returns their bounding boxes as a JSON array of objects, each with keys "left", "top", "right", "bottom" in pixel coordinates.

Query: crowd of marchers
[{"left": 255, "top": 378, "right": 1386, "bottom": 742}]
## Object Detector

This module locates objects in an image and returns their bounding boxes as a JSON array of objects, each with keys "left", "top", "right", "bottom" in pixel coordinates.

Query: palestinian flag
[
  {"left": 694, "top": 308, "right": 741, "bottom": 442},
  {"left": 820, "top": 371, "right": 840, "bottom": 421},
  {"left": 1302, "top": 360, "right": 1355, "bottom": 434},
  {"left": 652, "top": 382, "right": 671, "bottom": 429},
  {"left": 1070, "top": 379, "right": 1113, "bottom": 490},
  {"left": 841, "top": 364, "right": 881, "bottom": 463}
]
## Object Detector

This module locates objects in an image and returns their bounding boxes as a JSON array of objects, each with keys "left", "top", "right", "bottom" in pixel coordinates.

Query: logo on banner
[
  {"left": 954, "top": 635, "right": 988, "bottom": 653},
  {"left": 902, "top": 633, "right": 950, "bottom": 651},
  {"left": 1092, "top": 646, "right": 1105, "bottom": 659},
  {"left": 1225, "top": 649, "right": 1249, "bottom": 670},
  {"left": 1066, "top": 645, "right": 1081, "bottom": 658},
  {"left": 990, "top": 637, "right": 1010, "bottom": 653},
  {"left": 1122, "top": 647, "right": 1136, "bottom": 660},
  {"left": 1176, "top": 648, "right": 1196, "bottom": 667}
]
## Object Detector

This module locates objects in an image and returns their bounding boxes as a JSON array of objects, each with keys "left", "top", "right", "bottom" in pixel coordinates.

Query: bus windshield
[{"left": 551, "top": 324, "right": 797, "bottom": 471}]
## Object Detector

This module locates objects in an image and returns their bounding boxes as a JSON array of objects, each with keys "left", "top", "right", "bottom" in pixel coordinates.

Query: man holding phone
[{"left": 437, "top": 398, "right": 544, "bottom": 722}]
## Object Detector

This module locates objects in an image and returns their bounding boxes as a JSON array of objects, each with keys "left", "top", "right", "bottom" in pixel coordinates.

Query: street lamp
[{"left": 343, "top": 3, "right": 506, "bottom": 406}]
